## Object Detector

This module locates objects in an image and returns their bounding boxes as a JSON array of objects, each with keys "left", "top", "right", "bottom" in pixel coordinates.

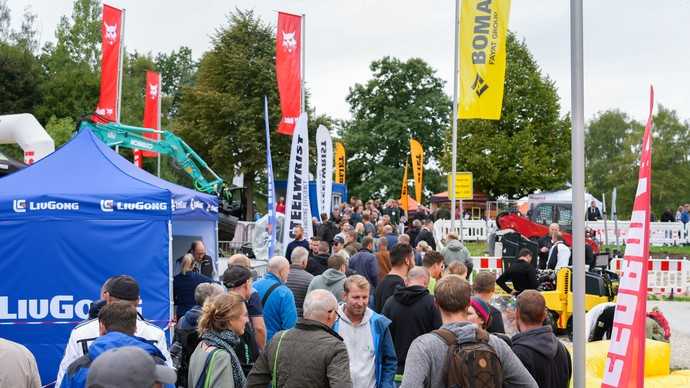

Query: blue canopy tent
[
  {"left": 77, "top": 122, "right": 220, "bottom": 277},
  {"left": 0, "top": 127, "right": 215, "bottom": 384}
]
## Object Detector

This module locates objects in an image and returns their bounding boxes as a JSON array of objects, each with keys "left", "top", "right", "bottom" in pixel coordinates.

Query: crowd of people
[{"left": 1, "top": 198, "right": 576, "bottom": 388}]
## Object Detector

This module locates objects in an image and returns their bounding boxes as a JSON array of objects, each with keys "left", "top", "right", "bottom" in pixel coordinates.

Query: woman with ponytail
[{"left": 188, "top": 292, "right": 249, "bottom": 388}]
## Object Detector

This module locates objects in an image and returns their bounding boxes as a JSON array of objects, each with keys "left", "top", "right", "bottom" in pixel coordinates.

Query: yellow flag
[
  {"left": 458, "top": 0, "right": 511, "bottom": 120},
  {"left": 410, "top": 139, "right": 424, "bottom": 203},
  {"left": 335, "top": 142, "right": 346, "bottom": 184},
  {"left": 400, "top": 161, "right": 409, "bottom": 212}
]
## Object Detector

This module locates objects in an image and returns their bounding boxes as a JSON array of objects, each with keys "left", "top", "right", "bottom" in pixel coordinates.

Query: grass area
[
  {"left": 465, "top": 241, "right": 489, "bottom": 256},
  {"left": 462, "top": 241, "right": 690, "bottom": 257},
  {"left": 648, "top": 294, "right": 690, "bottom": 302}
]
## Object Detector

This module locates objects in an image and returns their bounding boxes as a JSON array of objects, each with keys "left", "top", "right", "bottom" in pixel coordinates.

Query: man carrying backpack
[{"left": 400, "top": 275, "right": 537, "bottom": 388}]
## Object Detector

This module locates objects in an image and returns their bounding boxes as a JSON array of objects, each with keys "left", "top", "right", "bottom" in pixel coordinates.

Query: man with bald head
[
  {"left": 252, "top": 256, "right": 297, "bottom": 341},
  {"left": 382, "top": 266, "right": 442, "bottom": 377},
  {"left": 247, "top": 290, "right": 352, "bottom": 387}
]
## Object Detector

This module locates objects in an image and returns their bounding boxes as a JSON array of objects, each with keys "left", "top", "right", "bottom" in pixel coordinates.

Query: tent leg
[{"left": 167, "top": 219, "right": 174, "bottom": 341}]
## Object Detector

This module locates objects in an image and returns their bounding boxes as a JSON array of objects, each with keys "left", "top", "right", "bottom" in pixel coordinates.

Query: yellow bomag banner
[
  {"left": 410, "top": 139, "right": 424, "bottom": 203},
  {"left": 458, "top": 0, "right": 511, "bottom": 120},
  {"left": 335, "top": 142, "right": 346, "bottom": 184},
  {"left": 400, "top": 161, "right": 409, "bottom": 212}
]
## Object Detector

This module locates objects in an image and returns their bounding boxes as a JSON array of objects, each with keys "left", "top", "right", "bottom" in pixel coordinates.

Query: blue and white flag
[
  {"left": 283, "top": 112, "right": 312, "bottom": 253},
  {"left": 316, "top": 125, "right": 333, "bottom": 217},
  {"left": 264, "top": 97, "right": 277, "bottom": 258}
]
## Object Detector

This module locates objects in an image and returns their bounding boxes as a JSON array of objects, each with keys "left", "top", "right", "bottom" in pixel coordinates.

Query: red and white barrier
[
  {"left": 610, "top": 257, "right": 689, "bottom": 295},
  {"left": 471, "top": 256, "right": 503, "bottom": 276}
]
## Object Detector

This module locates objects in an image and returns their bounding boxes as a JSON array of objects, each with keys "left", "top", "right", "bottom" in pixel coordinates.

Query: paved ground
[{"left": 648, "top": 301, "right": 690, "bottom": 369}]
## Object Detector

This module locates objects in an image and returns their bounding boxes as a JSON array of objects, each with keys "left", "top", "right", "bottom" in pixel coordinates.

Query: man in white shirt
[
  {"left": 55, "top": 275, "right": 170, "bottom": 386},
  {"left": 547, "top": 234, "right": 571, "bottom": 270}
]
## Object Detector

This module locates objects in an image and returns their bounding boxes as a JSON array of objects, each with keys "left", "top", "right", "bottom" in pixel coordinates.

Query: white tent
[{"left": 525, "top": 188, "right": 604, "bottom": 212}]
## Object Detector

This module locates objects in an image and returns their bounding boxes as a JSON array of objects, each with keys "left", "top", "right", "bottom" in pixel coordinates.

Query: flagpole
[
  {"left": 116, "top": 9, "right": 125, "bottom": 123},
  {"left": 450, "top": 0, "right": 460, "bottom": 232},
  {"left": 602, "top": 193, "right": 609, "bottom": 247},
  {"left": 300, "top": 13, "right": 306, "bottom": 114},
  {"left": 570, "top": 1, "right": 586, "bottom": 387}
]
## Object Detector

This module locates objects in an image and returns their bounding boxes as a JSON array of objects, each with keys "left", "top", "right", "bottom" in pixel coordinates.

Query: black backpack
[
  {"left": 171, "top": 325, "right": 200, "bottom": 387},
  {"left": 232, "top": 321, "right": 260, "bottom": 376},
  {"left": 434, "top": 327, "right": 503, "bottom": 388}
]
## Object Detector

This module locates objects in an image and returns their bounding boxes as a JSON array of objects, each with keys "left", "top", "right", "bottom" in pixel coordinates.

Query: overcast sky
[{"left": 6, "top": 1, "right": 690, "bottom": 124}]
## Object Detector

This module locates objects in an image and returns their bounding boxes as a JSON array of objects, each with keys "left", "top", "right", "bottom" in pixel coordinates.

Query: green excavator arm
[{"left": 80, "top": 120, "right": 225, "bottom": 196}]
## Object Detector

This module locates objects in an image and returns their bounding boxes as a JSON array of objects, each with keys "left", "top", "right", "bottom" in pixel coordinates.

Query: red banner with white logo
[
  {"left": 94, "top": 4, "right": 123, "bottom": 123},
  {"left": 601, "top": 86, "right": 654, "bottom": 388},
  {"left": 141, "top": 71, "right": 161, "bottom": 158},
  {"left": 275, "top": 12, "right": 302, "bottom": 135}
]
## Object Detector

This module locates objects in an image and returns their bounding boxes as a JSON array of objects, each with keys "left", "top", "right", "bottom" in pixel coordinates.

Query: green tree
[
  {"left": 177, "top": 9, "right": 291, "bottom": 219},
  {"left": 45, "top": 116, "right": 77, "bottom": 147},
  {"left": 155, "top": 47, "right": 196, "bottom": 122},
  {"left": 343, "top": 56, "right": 451, "bottom": 201},
  {"left": 442, "top": 32, "right": 571, "bottom": 199},
  {"left": 0, "top": 42, "right": 43, "bottom": 114}
]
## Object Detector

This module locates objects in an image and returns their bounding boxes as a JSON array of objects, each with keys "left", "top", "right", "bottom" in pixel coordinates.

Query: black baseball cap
[
  {"left": 334, "top": 236, "right": 345, "bottom": 244},
  {"left": 223, "top": 265, "right": 252, "bottom": 288},
  {"left": 107, "top": 275, "right": 140, "bottom": 301}
]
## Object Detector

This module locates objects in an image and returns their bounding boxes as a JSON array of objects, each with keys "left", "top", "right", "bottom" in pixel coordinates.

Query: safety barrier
[
  {"left": 610, "top": 257, "right": 689, "bottom": 295},
  {"left": 434, "top": 219, "right": 690, "bottom": 246},
  {"left": 219, "top": 221, "right": 256, "bottom": 254},
  {"left": 471, "top": 256, "right": 504, "bottom": 276}
]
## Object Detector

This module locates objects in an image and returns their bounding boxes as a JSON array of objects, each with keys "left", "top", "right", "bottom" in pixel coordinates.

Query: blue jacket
[
  {"left": 173, "top": 272, "right": 213, "bottom": 319},
  {"left": 253, "top": 272, "right": 297, "bottom": 341},
  {"left": 285, "top": 239, "right": 310, "bottom": 263},
  {"left": 385, "top": 234, "right": 398, "bottom": 251},
  {"left": 349, "top": 248, "right": 379, "bottom": 289},
  {"left": 60, "top": 331, "right": 169, "bottom": 388},
  {"left": 334, "top": 310, "right": 397, "bottom": 388}
]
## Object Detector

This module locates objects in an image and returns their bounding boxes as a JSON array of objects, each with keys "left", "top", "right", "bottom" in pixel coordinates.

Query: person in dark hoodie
[
  {"left": 307, "top": 240, "right": 331, "bottom": 276},
  {"left": 349, "top": 236, "right": 379, "bottom": 290},
  {"left": 382, "top": 266, "right": 441, "bottom": 379},
  {"left": 440, "top": 232, "right": 472, "bottom": 278},
  {"left": 307, "top": 254, "right": 348, "bottom": 302},
  {"left": 511, "top": 290, "right": 572, "bottom": 388},
  {"left": 61, "top": 302, "right": 175, "bottom": 388}
]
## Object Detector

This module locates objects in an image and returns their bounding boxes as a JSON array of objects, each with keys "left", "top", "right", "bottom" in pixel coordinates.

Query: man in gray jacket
[
  {"left": 307, "top": 254, "right": 348, "bottom": 302},
  {"left": 440, "top": 232, "right": 472, "bottom": 278},
  {"left": 247, "top": 290, "right": 352, "bottom": 387},
  {"left": 401, "top": 275, "right": 537, "bottom": 388}
]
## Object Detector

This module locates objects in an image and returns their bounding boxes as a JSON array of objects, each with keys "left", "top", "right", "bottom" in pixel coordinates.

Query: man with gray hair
[
  {"left": 247, "top": 290, "right": 352, "bottom": 387},
  {"left": 382, "top": 267, "right": 442, "bottom": 377},
  {"left": 286, "top": 246, "right": 314, "bottom": 318},
  {"left": 253, "top": 256, "right": 298, "bottom": 341}
]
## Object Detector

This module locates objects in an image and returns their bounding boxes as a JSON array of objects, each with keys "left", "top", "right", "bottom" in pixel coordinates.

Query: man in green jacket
[{"left": 247, "top": 289, "right": 352, "bottom": 388}]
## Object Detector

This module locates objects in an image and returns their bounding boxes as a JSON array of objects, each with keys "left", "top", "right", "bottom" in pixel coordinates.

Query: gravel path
[{"left": 647, "top": 300, "right": 690, "bottom": 369}]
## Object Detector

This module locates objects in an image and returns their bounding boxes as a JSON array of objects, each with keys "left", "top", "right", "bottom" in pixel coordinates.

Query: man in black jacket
[
  {"left": 496, "top": 248, "right": 538, "bottom": 295},
  {"left": 382, "top": 266, "right": 442, "bottom": 376},
  {"left": 512, "top": 290, "right": 572, "bottom": 388},
  {"left": 413, "top": 219, "right": 436, "bottom": 250}
]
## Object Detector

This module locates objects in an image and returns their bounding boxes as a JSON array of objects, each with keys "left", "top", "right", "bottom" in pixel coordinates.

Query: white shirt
[
  {"left": 337, "top": 306, "right": 376, "bottom": 388},
  {"left": 548, "top": 242, "right": 571, "bottom": 270},
  {"left": 55, "top": 318, "right": 170, "bottom": 386}
]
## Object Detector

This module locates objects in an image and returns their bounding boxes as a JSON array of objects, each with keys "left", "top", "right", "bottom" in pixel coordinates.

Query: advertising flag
[
  {"left": 602, "top": 86, "right": 654, "bottom": 388},
  {"left": 95, "top": 4, "right": 124, "bottom": 123},
  {"left": 410, "top": 139, "right": 424, "bottom": 203},
  {"left": 264, "top": 97, "right": 277, "bottom": 258},
  {"left": 316, "top": 125, "right": 333, "bottom": 217},
  {"left": 400, "top": 161, "right": 409, "bottom": 213},
  {"left": 276, "top": 12, "right": 302, "bottom": 135},
  {"left": 282, "top": 113, "right": 312, "bottom": 252},
  {"left": 458, "top": 0, "right": 511, "bottom": 120},
  {"left": 133, "top": 71, "right": 162, "bottom": 166},
  {"left": 335, "top": 142, "right": 346, "bottom": 184}
]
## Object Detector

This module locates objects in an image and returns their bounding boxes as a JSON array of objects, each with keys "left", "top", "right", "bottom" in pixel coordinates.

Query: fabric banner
[
  {"left": 602, "top": 86, "right": 654, "bottom": 388},
  {"left": 95, "top": 4, "right": 123, "bottom": 123},
  {"left": 458, "top": 0, "right": 511, "bottom": 120},
  {"left": 410, "top": 139, "right": 424, "bottom": 203},
  {"left": 316, "top": 125, "right": 333, "bottom": 217},
  {"left": 335, "top": 142, "right": 346, "bottom": 184},
  {"left": 276, "top": 12, "right": 302, "bottom": 135},
  {"left": 141, "top": 71, "right": 161, "bottom": 158},
  {"left": 264, "top": 97, "right": 277, "bottom": 258},
  {"left": 400, "top": 161, "right": 409, "bottom": 213},
  {"left": 282, "top": 113, "right": 312, "bottom": 252}
]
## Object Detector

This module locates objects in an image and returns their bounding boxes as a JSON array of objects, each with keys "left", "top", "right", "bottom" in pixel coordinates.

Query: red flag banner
[
  {"left": 601, "top": 86, "right": 654, "bottom": 388},
  {"left": 95, "top": 4, "right": 123, "bottom": 123},
  {"left": 141, "top": 70, "right": 161, "bottom": 158},
  {"left": 276, "top": 12, "right": 302, "bottom": 135}
]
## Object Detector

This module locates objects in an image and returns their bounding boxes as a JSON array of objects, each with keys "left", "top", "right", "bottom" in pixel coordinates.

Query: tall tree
[
  {"left": 177, "top": 9, "right": 291, "bottom": 220},
  {"left": 442, "top": 32, "right": 571, "bottom": 199},
  {"left": 0, "top": 41, "right": 43, "bottom": 115},
  {"left": 155, "top": 47, "right": 196, "bottom": 122},
  {"left": 343, "top": 56, "right": 451, "bottom": 200}
]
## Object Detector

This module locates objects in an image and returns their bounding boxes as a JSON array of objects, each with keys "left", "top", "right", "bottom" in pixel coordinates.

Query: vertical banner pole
[
  {"left": 450, "top": 0, "right": 460, "bottom": 231},
  {"left": 116, "top": 9, "right": 125, "bottom": 123},
  {"left": 602, "top": 193, "right": 609, "bottom": 247},
  {"left": 300, "top": 14, "right": 306, "bottom": 114},
  {"left": 570, "top": 1, "right": 586, "bottom": 387}
]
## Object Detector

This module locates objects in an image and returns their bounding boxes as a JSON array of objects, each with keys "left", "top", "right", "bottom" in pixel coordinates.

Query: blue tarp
[{"left": 0, "top": 129, "right": 174, "bottom": 384}]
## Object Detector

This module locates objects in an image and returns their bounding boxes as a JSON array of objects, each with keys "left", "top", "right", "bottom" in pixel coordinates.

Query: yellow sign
[
  {"left": 448, "top": 172, "right": 473, "bottom": 200},
  {"left": 400, "top": 161, "right": 409, "bottom": 212},
  {"left": 410, "top": 139, "right": 424, "bottom": 203},
  {"left": 458, "top": 0, "right": 511, "bottom": 120},
  {"left": 335, "top": 142, "right": 346, "bottom": 184}
]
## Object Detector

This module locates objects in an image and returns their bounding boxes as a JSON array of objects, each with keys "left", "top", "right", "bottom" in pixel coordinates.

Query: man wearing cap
[
  {"left": 60, "top": 302, "right": 176, "bottom": 388},
  {"left": 56, "top": 275, "right": 171, "bottom": 386},
  {"left": 223, "top": 264, "right": 261, "bottom": 375}
]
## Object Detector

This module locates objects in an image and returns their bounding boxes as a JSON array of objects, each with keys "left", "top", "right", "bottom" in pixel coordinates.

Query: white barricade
[
  {"left": 433, "top": 220, "right": 491, "bottom": 248},
  {"left": 471, "top": 256, "right": 504, "bottom": 276},
  {"left": 610, "top": 257, "right": 689, "bottom": 295}
]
